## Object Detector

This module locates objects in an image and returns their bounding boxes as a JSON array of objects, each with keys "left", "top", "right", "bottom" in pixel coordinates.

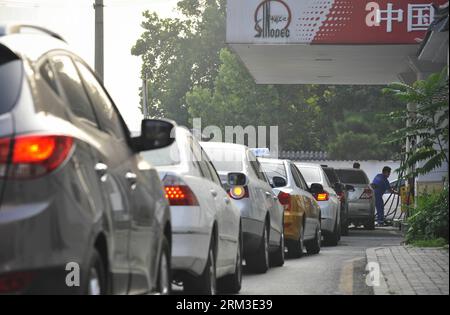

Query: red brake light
[
  {"left": 278, "top": 191, "right": 291, "bottom": 211},
  {"left": 0, "top": 135, "right": 73, "bottom": 179},
  {"left": 164, "top": 185, "right": 199, "bottom": 206},
  {"left": 0, "top": 272, "right": 35, "bottom": 294},
  {"left": 315, "top": 192, "right": 329, "bottom": 201},
  {"left": 162, "top": 174, "right": 199, "bottom": 206},
  {"left": 360, "top": 188, "right": 373, "bottom": 199}
]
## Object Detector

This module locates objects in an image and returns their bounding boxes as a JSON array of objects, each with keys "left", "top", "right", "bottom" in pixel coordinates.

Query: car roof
[
  {"left": 200, "top": 141, "right": 247, "bottom": 151},
  {"left": 0, "top": 25, "right": 72, "bottom": 62},
  {"left": 258, "top": 158, "right": 287, "bottom": 164},
  {"left": 295, "top": 162, "right": 322, "bottom": 168}
]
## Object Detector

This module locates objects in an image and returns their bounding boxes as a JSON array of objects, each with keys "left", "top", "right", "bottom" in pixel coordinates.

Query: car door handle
[
  {"left": 95, "top": 163, "right": 108, "bottom": 182},
  {"left": 210, "top": 189, "right": 218, "bottom": 197},
  {"left": 265, "top": 192, "right": 272, "bottom": 198},
  {"left": 125, "top": 172, "right": 137, "bottom": 189}
]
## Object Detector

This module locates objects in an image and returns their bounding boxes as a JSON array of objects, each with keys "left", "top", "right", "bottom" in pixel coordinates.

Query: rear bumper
[
  {"left": 0, "top": 198, "right": 93, "bottom": 294},
  {"left": 170, "top": 205, "right": 212, "bottom": 277},
  {"left": 348, "top": 200, "right": 374, "bottom": 219}
]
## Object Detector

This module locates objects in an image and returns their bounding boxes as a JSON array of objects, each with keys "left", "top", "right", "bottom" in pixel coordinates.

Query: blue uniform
[{"left": 372, "top": 174, "right": 390, "bottom": 224}]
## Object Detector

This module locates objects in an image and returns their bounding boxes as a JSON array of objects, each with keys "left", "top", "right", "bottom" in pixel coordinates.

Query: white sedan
[{"left": 142, "top": 125, "right": 242, "bottom": 295}]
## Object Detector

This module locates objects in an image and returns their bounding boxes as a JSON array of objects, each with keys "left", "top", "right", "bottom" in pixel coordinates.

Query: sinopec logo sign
[{"left": 255, "top": 0, "right": 292, "bottom": 38}]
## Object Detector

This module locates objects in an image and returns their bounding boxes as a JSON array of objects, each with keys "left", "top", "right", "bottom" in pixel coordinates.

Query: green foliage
[
  {"left": 383, "top": 69, "right": 449, "bottom": 177},
  {"left": 409, "top": 238, "right": 448, "bottom": 248},
  {"left": 406, "top": 187, "right": 449, "bottom": 243}
]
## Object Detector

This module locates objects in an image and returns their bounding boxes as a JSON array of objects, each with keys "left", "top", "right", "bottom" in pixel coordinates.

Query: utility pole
[
  {"left": 142, "top": 74, "right": 149, "bottom": 118},
  {"left": 94, "top": 0, "right": 104, "bottom": 81}
]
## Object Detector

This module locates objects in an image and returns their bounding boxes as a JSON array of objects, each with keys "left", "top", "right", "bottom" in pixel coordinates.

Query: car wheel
[
  {"left": 306, "top": 225, "right": 321, "bottom": 255},
  {"left": 156, "top": 237, "right": 171, "bottom": 295},
  {"left": 218, "top": 228, "right": 243, "bottom": 294},
  {"left": 365, "top": 218, "right": 375, "bottom": 230},
  {"left": 287, "top": 225, "right": 304, "bottom": 258},
  {"left": 84, "top": 249, "right": 106, "bottom": 295},
  {"left": 341, "top": 215, "right": 349, "bottom": 236},
  {"left": 184, "top": 237, "right": 217, "bottom": 295},
  {"left": 246, "top": 222, "right": 270, "bottom": 274},
  {"left": 270, "top": 228, "right": 285, "bottom": 267},
  {"left": 324, "top": 218, "right": 339, "bottom": 246}
]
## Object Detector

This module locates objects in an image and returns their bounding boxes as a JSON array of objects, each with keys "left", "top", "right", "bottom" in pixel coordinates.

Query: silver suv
[{"left": 0, "top": 25, "right": 173, "bottom": 294}]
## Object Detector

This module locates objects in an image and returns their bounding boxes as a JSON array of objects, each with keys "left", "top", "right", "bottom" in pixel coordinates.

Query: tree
[
  {"left": 383, "top": 68, "right": 449, "bottom": 177},
  {"left": 131, "top": 0, "right": 226, "bottom": 125}
]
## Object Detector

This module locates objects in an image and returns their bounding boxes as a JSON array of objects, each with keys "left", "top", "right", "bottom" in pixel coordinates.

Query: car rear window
[
  {"left": 335, "top": 169, "right": 369, "bottom": 184},
  {"left": 0, "top": 45, "right": 22, "bottom": 115},
  {"left": 141, "top": 142, "right": 180, "bottom": 167},
  {"left": 202, "top": 147, "right": 244, "bottom": 172},
  {"left": 297, "top": 166, "right": 322, "bottom": 184},
  {"left": 260, "top": 162, "right": 287, "bottom": 183},
  {"left": 323, "top": 168, "right": 339, "bottom": 185}
]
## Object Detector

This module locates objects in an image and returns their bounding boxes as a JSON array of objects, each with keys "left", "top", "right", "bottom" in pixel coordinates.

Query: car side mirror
[
  {"left": 272, "top": 176, "right": 287, "bottom": 188},
  {"left": 227, "top": 172, "right": 248, "bottom": 186},
  {"left": 133, "top": 119, "right": 175, "bottom": 152},
  {"left": 310, "top": 183, "right": 324, "bottom": 194},
  {"left": 345, "top": 184, "right": 355, "bottom": 192}
]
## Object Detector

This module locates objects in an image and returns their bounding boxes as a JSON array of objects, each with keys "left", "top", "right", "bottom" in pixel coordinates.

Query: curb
[{"left": 366, "top": 247, "right": 390, "bottom": 295}]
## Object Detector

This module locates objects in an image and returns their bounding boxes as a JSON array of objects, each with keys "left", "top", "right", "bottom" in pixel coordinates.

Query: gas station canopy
[{"left": 226, "top": 0, "right": 448, "bottom": 85}]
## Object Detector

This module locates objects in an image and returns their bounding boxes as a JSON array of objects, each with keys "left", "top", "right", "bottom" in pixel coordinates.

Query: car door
[
  {"left": 246, "top": 152, "right": 270, "bottom": 226},
  {"left": 202, "top": 148, "right": 238, "bottom": 270},
  {"left": 49, "top": 53, "right": 132, "bottom": 294},
  {"left": 74, "top": 58, "right": 156, "bottom": 294},
  {"left": 291, "top": 164, "right": 319, "bottom": 239},
  {"left": 253, "top": 158, "right": 283, "bottom": 246}
]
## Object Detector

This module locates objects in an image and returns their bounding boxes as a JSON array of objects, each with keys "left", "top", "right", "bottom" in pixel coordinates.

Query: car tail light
[
  {"left": 163, "top": 174, "right": 199, "bottom": 206},
  {"left": 0, "top": 271, "right": 35, "bottom": 294},
  {"left": 278, "top": 191, "right": 291, "bottom": 211},
  {"left": 0, "top": 135, "right": 73, "bottom": 179},
  {"left": 360, "top": 188, "right": 373, "bottom": 199},
  {"left": 315, "top": 192, "right": 329, "bottom": 201},
  {"left": 228, "top": 185, "right": 249, "bottom": 200}
]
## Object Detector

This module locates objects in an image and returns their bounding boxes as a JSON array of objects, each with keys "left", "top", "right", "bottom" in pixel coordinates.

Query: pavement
[
  {"left": 366, "top": 246, "right": 449, "bottom": 295},
  {"left": 239, "top": 227, "right": 403, "bottom": 295}
]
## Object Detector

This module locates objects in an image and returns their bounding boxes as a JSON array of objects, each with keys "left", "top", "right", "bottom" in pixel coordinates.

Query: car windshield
[
  {"left": 202, "top": 147, "right": 244, "bottom": 172},
  {"left": 259, "top": 162, "right": 287, "bottom": 183},
  {"left": 0, "top": 46, "right": 22, "bottom": 115},
  {"left": 141, "top": 142, "right": 181, "bottom": 167},
  {"left": 335, "top": 170, "right": 368, "bottom": 184},
  {"left": 297, "top": 166, "right": 322, "bottom": 184}
]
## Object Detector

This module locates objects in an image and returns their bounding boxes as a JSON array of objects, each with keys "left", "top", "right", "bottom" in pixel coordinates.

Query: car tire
[
  {"left": 246, "top": 222, "right": 270, "bottom": 274},
  {"left": 184, "top": 237, "right": 217, "bottom": 295},
  {"left": 324, "top": 218, "right": 339, "bottom": 246},
  {"left": 366, "top": 218, "right": 375, "bottom": 230},
  {"left": 156, "top": 237, "right": 171, "bottom": 295},
  {"left": 287, "top": 225, "right": 304, "bottom": 258},
  {"left": 83, "top": 249, "right": 106, "bottom": 295},
  {"left": 306, "top": 225, "right": 321, "bottom": 255},
  {"left": 270, "top": 229, "right": 285, "bottom": 267},
  {"left": 218, "top": 228, "right": 243, "bottom": 294},
  {"left": 341, "top": 216, "right": 349, "bottom": 236}
]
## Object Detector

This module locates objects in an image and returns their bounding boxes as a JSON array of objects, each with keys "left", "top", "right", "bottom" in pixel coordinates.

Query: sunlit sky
[{"left": 0, "top": 0, "right": 179, "bottom": 131}]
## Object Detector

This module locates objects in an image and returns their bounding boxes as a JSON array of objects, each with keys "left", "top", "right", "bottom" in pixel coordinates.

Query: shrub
[{"left": 406, "top": 187, "right": 449, "bottom": 243}]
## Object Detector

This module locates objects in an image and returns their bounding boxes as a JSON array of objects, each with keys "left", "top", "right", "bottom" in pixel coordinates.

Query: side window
[
  {"left": 290, "top": 164, "right": 302, "bottom": 188},
  {"left": 292, "top": 165, "right": 308, "bottom": 190},
  {"left": 39, "top": 60, "right": 60, "bottom": 96},
  {"left": 247, "top": 151, "right": 266, "bottom": 181},
  {"left": 203, "top": 150, "right": 222, "bottom": 186},
  {"left": 75, "top": 60, "right": 126, "bottom": 140},
  {"left": 51, "top": 55, "right": 97, "bottom": 125},
  {"left": 187, "top": 136, "right": 206, "bottom": 178}
]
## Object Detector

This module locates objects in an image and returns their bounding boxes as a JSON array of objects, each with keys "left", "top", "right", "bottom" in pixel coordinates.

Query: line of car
[{"left": 0, "top": 25, "right": 377, "bottom": 295}]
